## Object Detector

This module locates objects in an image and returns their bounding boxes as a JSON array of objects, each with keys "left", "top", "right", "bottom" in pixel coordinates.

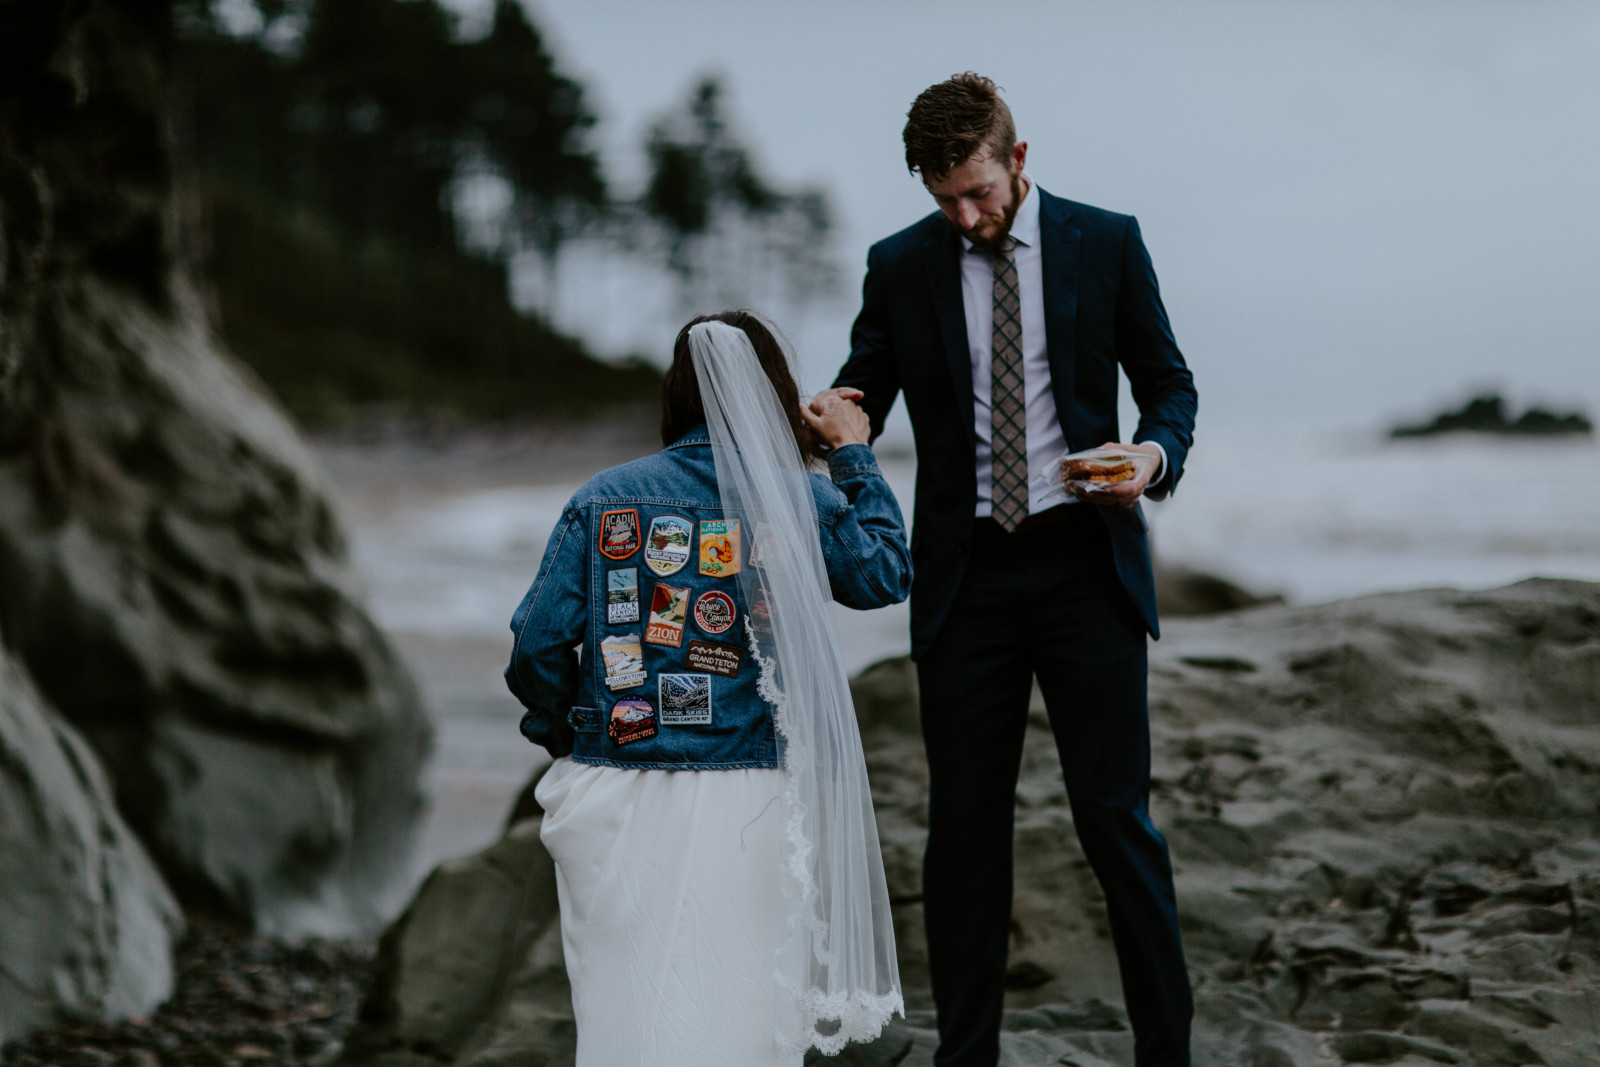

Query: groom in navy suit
[{"left": 818, "top": 74, "right": 1198, "bottom": 1066}]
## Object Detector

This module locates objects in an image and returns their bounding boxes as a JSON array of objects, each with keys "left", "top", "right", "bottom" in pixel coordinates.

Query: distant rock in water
[
  {"left": 346, "top": 579, "right": 1600, "bottom": 1066},
  {"left": 1391, "top": 392, "right": 1593, "bottom": 437},
  {"left": 1155, "top": 563, "right": 1282, "bottom": 617},
  {"left": 0, "top": 0, "right": 430, "bottom": 945}
]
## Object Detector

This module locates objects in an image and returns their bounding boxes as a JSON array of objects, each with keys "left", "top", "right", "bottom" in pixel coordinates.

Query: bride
[{"left": 505, "top": 310, "right": 908, "bottom": 1064}]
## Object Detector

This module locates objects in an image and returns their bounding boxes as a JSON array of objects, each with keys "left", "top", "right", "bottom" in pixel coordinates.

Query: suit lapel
[
  {"left": 1039, "top": 191, "right": 1081, "bottom": 446},
  {"left": 923, "top": 223, "right": 977, "bottom": 449}
]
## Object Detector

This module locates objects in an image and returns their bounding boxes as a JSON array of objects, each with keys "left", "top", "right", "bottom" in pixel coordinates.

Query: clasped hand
[{"left": 801, "top": 387, "right": 871, "bottom": 449}]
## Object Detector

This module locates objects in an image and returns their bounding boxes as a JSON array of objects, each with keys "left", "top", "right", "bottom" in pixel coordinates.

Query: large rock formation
[
  {"left": 339, "top": 794, "right": 574, "bottom": 1067},
  {"left": 0, "top": 0, "right": 429, "bottom": 936},
  {"left": 0, "top": 639, "right": 183, "bottom": 1046},
  {"left": 348, "top": 579, "right": 1600, "bottom": 1066},
  {"left": 856, "top": 577, "right": 1600, "bottom": 1065}
]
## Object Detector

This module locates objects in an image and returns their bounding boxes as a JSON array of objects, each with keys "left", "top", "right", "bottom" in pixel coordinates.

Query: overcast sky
[{"left": 464, "top": 0, "right": 1600, "bottom": 435}]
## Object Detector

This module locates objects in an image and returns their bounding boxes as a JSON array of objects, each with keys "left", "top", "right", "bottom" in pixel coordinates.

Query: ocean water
[
  {"left": 345, "top": 428, "right": 1600, "bottom": 662},
  {"left": 1148, "top": 427, "right": 1600, "bottom": 602}
]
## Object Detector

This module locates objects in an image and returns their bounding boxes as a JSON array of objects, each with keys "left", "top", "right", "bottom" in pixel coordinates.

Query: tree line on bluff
[{"left": 175, "top": 0, "right": 835, "bottom": 423}]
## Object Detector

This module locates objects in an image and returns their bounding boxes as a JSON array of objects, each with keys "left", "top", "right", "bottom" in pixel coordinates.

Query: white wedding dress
[{"left": 537, "top": 756, "right": 802, "bottom": 1067}]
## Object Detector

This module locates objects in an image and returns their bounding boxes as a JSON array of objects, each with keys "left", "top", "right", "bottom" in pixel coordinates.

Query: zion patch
[
  {"left": 645, "top": 583, "right": 689, "bottom": 647},
  {"left": 698, "top": 519, "right": 741, "bottom": 577},
  {"left": 608, "top": 697, "right": 657, "bottom": 747},
  {"left": 659, "top": 673, "right": 712, "bottom": 725},
  {"left": 693, "top": 590, "right": 736, "bottom": 635},
  {"left": 606, "top": 568, "right": 640, "bottom": 624},
  {"left": 686, "top": 639, "right": 742, "bottom": 678},
  {"left": 600, "top": 633, "right": 646, "bottom": 691},
  {"left": 599, "top": 510, "right": 640, "bottom": 560},
  {"left": 645, "top": 515, "right": 693, "bottom": 576}
]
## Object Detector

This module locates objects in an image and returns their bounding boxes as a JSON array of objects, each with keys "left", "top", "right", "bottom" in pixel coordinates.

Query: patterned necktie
[{"left": 989, "top": 237, "right": 1028, "bottom": 532}]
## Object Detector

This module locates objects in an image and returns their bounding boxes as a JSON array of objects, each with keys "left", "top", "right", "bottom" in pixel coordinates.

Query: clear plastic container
[{"left": 1037, "top": 448, "right": 1158, "bottom": 502}]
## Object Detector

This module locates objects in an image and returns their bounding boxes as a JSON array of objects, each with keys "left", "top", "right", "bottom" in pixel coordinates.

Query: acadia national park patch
[{"left": 599, "top": 510, "right": 640, "bottom": 560}]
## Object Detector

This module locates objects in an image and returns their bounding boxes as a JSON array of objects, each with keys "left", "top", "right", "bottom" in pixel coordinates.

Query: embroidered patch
[
  {"left": 747, "top": 521, "right": 777, "bottom": 571},
  {"left": 659, "top": 673, "right": 712, "bottom": 725},
  {"left": 600, "top": 633, "right": 646, "bottom": 691},
  {"left": 606, "top": 568, "right": 640, "bottom": 624},
  {"left": 644, "top": 515, "right": 693, "bottom": 576},
  {"left": 599, "top": 509, "right": 640, "bottom": 560},
  {"left": 644, "top": 583, "right": 689, "bottom": 647},
  {"left": 747, "top": 576, "right": 775, "bottom": 637},
  {"left": 686, "top": 639, "right": 742, "bottom": 678},
  {"left": 698, "top": 519, "right": 741, "bottom": 577},
  {"left": 693, "top": 590, "right": 736, "bottom": 635},
  {"left": 608, "top": 697, "right": 657, "bottom": 746}
]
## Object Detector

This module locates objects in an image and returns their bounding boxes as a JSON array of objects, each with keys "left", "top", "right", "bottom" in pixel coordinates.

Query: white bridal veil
[{"left": 688, "top": 320, "right": 902, "bottom": 1054}]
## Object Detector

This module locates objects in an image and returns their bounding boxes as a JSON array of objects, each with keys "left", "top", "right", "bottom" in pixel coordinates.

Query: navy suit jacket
[{"left": 833, "top": 187, "right": 1198, "bottom": 659}]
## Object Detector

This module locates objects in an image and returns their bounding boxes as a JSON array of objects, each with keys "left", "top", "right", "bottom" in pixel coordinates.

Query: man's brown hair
[{"left": 903, "top": 72, "right": 1016, "bottom": 182}]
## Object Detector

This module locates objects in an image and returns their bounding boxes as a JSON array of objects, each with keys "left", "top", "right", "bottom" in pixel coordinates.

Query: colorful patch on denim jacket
[
  {"left": 645, "top": 515, "right": 693, "bottom": 576},
  {"left": 600, "top": 633, "right": 646, "bottom": 691},
  {"left": 686, "top": 639, "right": 742, "bottom": 678},
  {"left": 747, "top": 573, "right": 774, "bottom": 637},
  {"left": 659, "top": 673, "right": 712, "bottom": 725},
  {"left": 608, "top": 697, "right": 657, "bottom": 746},
  {"left": 599, "top": 509, "right": 640, "bottom": 560},
  {"left": 692, "top": 590, "right": 736, "bottom": 635},
  {"left": 698, "top": 519, "right": 740, "bottom": 577},
  {"left": 645, "top": 583, "right": 688, "bottom": 647},
  {"left": 606, "top": 567, "right": 640, "bottom": 624}
]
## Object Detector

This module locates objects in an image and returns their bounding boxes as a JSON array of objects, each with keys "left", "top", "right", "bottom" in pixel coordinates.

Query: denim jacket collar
[{"left": 664, "top": 424, "right": 712, "bottom": 450}]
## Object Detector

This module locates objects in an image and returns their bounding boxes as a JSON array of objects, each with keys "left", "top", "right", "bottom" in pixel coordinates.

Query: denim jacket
[{"left": 506, "top": 426, "right": 911, "bottom": 769}]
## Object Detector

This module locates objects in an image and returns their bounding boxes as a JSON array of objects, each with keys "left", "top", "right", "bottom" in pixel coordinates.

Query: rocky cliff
[
  {"left": 0, "top": 0, "right": 431, "bottom": 1036},
  {"left": 0, "top": 639, "right": 183, "bottom": 1046}
]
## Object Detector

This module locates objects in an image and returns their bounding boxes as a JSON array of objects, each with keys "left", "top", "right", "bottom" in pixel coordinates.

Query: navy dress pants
[{"left": 917, "top": 509, "right": 1192, "bottom": 1067}]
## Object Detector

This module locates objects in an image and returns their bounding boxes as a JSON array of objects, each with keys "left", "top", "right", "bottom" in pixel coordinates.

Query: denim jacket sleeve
[
  {"left": 505, "top": 500, "right": 588, "bottom": 758},
  {"left": 813, "top": 443, "right": 913, "bottom": 610}
]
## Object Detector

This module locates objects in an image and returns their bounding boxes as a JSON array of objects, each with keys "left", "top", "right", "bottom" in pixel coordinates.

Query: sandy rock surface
[
  {"left": 850, "top": 577, "right": 1600, "bottom": 1065},
  {"left": 0, "top": 641, "right": 183, "bottom": 1045},
  {"left": 339, "top": 578, "right": 1600, "bottom": 1065},
  {"left": 0, "top": 0, "right": 430, "bottom": 937}
]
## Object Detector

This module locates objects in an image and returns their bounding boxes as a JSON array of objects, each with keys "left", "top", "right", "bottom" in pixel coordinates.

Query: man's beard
[{"left": 961, "top": 170, "right": 1026, "bottom": 250}]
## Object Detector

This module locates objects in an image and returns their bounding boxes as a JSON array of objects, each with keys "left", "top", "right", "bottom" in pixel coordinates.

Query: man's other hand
[
  {"left": 808, "top": 386, "right": 865, "bottom": 416},
  {"left": 1072, "top": 441, "right": 1163, "bottom": 508}
]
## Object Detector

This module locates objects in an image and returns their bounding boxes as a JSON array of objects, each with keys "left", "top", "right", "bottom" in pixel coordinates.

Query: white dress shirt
[{"left": 961, "top": 176, "right": 1165, "bottom": 517}]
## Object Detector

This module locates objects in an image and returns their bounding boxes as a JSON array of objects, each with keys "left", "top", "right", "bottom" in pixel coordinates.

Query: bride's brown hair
[{"left": 660, "top": 310, "right": 819, "bottom": 463}]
